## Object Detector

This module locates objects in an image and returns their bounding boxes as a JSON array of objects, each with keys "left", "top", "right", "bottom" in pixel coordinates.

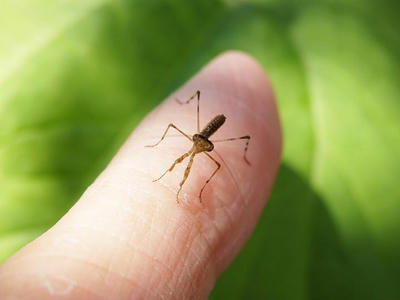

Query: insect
[{"left": 146, "top": 90, "right": 251, "bottom": 203}]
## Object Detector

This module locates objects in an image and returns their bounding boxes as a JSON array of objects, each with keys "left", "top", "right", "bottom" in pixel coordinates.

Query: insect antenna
[{"left": 212, "top": 149, "right": 245, "bottom": 204}]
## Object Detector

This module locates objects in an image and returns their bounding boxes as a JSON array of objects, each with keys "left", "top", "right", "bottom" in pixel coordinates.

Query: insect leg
[
  {"left": 211, "top": 135, "right": 251, "bottom": 165},
  {"left": 176, "top": 152, "right": 196, "bottom": 203},
  {"left": 199, "top": 153, "right": 221, "bottom": 202},
  {"left": 175, "top": 90, "right": 200, "bottom": 133},
  {"left": 145, "top": 123, "right": 191, "bottom": 147},
  {"left": 153, "top": 151, "right": 191, "bottom": 182}
]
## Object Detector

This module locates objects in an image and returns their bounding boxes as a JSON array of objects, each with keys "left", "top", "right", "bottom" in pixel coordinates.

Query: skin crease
[{"left": 0, "top": 51, "right": 281, "bottom": 299}]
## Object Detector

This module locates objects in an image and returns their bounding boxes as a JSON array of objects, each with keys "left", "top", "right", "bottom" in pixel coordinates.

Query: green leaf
[{"left": 1, "top": 0, "right": 399, "bottom": 299}]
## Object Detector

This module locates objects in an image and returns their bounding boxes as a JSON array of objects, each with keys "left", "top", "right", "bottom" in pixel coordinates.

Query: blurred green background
[{"left": 1, "top": 0, "right": 400, "bottom": 298}]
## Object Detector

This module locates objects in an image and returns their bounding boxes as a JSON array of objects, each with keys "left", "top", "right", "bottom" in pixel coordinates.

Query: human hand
[{"left": 0, "top": 51, "right": 281, "bottom": 299}]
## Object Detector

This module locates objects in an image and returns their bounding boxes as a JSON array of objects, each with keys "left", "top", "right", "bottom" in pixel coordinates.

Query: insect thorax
[{"left": 192, "top": 134, "right": 214, "bottom": 152}]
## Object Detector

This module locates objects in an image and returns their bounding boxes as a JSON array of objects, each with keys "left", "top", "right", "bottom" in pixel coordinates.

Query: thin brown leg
[
  {"left": 176, "top": 152, "right": 196, "bottom": 203},
  {"left": 153, "top": 150, "right": 192, "bottom": 182},
  {"left": 199, "top": 153, "right": 221, "bottom": 202},
  {"left": 211, "top": 135, "right": 251, "bottom": 165},
  {"left": 175, "top": 90, "right": 200, "bottom": 133},
  {"left": 145, "top": 123, "right": 191, "bottom": 147}
]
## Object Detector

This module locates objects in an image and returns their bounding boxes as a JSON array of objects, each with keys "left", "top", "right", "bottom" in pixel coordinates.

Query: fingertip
[{"left": 135, "top": 50, "right": 282, "bottom": 276}]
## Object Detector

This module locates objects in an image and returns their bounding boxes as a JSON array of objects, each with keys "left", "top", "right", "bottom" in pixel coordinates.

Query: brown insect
[{"left": 146, "top": 90, "right": 251, "bottom": 203}]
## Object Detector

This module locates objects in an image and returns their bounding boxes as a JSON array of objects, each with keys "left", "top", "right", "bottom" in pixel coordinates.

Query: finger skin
[{"left": 0, "top": 51, "right": 281, "bottom": 299}]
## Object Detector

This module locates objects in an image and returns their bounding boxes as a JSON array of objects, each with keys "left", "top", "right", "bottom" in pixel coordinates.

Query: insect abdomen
[{"left": 200, "top": 114, "right": 226, "bottom": 138}]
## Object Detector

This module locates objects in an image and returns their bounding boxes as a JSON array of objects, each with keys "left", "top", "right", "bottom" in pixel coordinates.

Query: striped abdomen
[{"left": 200, "top": 114, "right": 226, "bottom": 138}]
